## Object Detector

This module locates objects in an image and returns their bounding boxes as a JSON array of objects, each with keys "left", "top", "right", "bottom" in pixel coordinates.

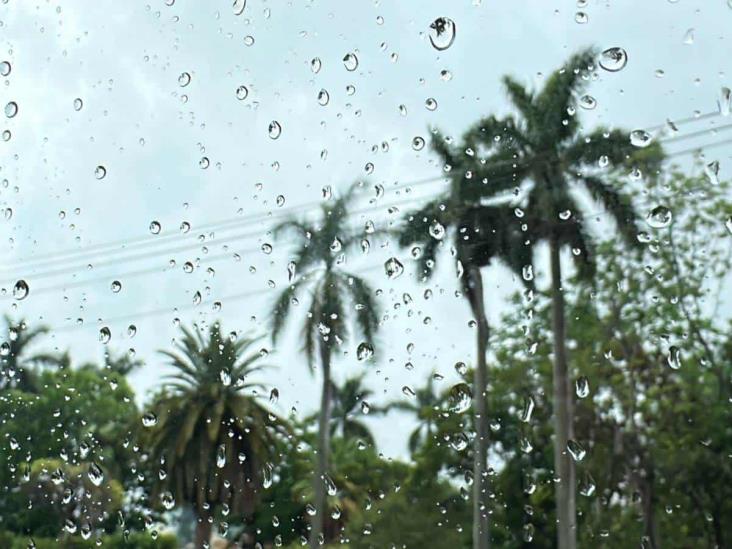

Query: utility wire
[{"left": 3, "top": 109, "right": 726, "bottom": 272}]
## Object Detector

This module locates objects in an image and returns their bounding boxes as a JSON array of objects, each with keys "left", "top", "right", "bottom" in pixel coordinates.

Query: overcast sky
[{"left": 1, "top": 0, "right": 731, "bottom": 458}]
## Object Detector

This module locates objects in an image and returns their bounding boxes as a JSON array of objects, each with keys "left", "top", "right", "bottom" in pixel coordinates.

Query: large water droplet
[
  {"left": 268, "top": 121, "right": 282, "bottom": 139},
  {"left": 448, "top": 383, "right": 472, "bottom": 414},
  {"left": 0, "top": 61, "right": 10, "bottom": 77},
  {"left": 519, "top": 395, "right": 535, "bottom": 423},
  {"left": 599, "top": 47, "right": 628, "bottom": 72},
  {"left": 88, "top": 462, "right": 104, "bottom": 487},
  {"left": 95, "top": 165, "right": 107, "bottom": 180},
  {"left": 667, "top": 345, "right": 682, "bottom": 370},
  {"left": 12, "top": 280, "right": 29, "bottom": 300},
  {"left": 384, "top": 257, "right": 404, "bottom": 279},
  {"left": 142, "top": 412, "right": 158, "bottom": 427},
  {"left": 233, "top": 0, "right": 246, "bottom": 15},
  {"left": 428, "top": 17, "right": 457, "bottom": 51},
  {"left": 99, "top": 327, "right": 111, "bottom": 344},
  {"left": 317, "top": 89, "right": 330, "bottom": 106},
  {"left": 4, "top": 101, "right": 18, "bottom": 118},
  {"left": 567, "top": 439, "right": 587, "bottom": 462},
  {"left": 575, "top": 376, "right": 590, "bottom": 398},
  {"left": 178, "top": 72, "right": 191, "bottom": 87},
  {"left": 630, "top": 129, "right": 653, "bottom": 148},
  {"left": 705, "top": 160, "right": 720, "bottom": 185},
  {"left": 342, "top": 52, "right": 359, "bottom": 71},
  {"left": 357, "top": 342, "right": 374, "bottom": 361},
  {"left": 235, "top": 85, "right": 249, "bottom": 100},
  {"left": 429, "top": 221, "right": 445, "bottom": 240},
  {"left": 646, "top": 206, "right": 672, "bottom": 229},
  {"left": 161, "top": 491, "right": 175, "bottom": 510}
]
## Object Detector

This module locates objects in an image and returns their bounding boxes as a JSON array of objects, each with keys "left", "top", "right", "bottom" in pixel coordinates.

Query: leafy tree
[
  {"left": 388, "top": 374, "right": 444, "bottom": 456},
  {"left": 327, "top": 375, "right": 379, "bottom": 447},
  {"left": 270, "top": 184, "right": 379, "bottom": 548},
  {"left": 455, "top": 47, "right": 663, "bottom": 548},
  {"left": 145, "top": 323, "right": 286, "bottom": 548},
  {"left": 0, "top": 364, "right": 137, "bottom": 538}
]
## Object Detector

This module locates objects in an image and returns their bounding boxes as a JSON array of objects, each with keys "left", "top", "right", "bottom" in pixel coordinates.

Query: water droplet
[
  {"left": 429, "top": 220, "right": 445, "bottom": 240},
  {"left": 705, "top": 160, "right": 720, "bottom": 185},
  {"left": 261, "top": 242, "right": 273, "bottom": 254},
  {"left": 243, "top": 35, "right": 255, "bottom": 46},
  {"left": 178, "top": 72, "right": 191, "bottom": 87},
  {"left": 522, "top": 265, "right": 534, "bottom": 282},
  {"left": 719, "top": 87, "right": 731, "bottom": 116},
  {"left": 235, "top": 85, "right": 249, "bottom": 100},
  {"left": 161, "top": 492, "right": 175, "bottom": 510},
  {"left": 630, "top": 129, "right": 653, "bottom": 148},
  {"left": 667, "top": 345, "right": 682, "bottom": 370},
  {"left": 12, "top": 280, "right": 29, "bottom": 300},
  {"left": 0, "top": 61, "right": 10, "bottom": 76},
  {"left": 127, "top": 324, "right": 137, "bottom": 338},
  {"left": 448, "top": 383, "right": 472, "bottom": 414},
  {"left": 216, "top": 444, "right": 226, "bottom": 468},
  {"left": 73, "top": 98, "right": 83, "bottom": 111},
  {"left": 425, "top": 97, "right": 438, "bottom": 111},
  {"left": 578, "top": 94, "right": 596, "bottom": 110},
  {"left": 357, "top": 342, "right": 374, "bottom": 361},
  {"left": 384, "top": 257, "right": 404, "bottom": 279},
  {"left": 99, "top": 326, "right": 111, "bottom": 344},
  {"left": 88, "top": 462, "right": 104, "bottom": 487},
  {"left": 683, "top": 28, "right": 694, "bottom": 45},
  {"left": 519, "top": 395, "right": 535, "bottom": 423},
  {"left": 268, "top": 121, "right": 282, "bottom": 139},
  {"left": 110, "top": 280, "right": 122, "bottom": 293},
  {"left": 317, "top": 89, "right": 330, "bottom": 106},
  {"left": 523, "top": 524, "right": 535, "bottom": 542},
  {"left": 449, "top": 431, "right": 468, "bottom": 451},
  {"left": 269, "top": 388, "right": 279, "bottom": 403},
  {"left": 142, "top": 412, "right": 158, "bottom": 427},
  {"left": 599, "top": 47, "right": 628, "bottom": 72},
  {"left": 233, "top": 0, "right": 246, "bottom": 15},
  {"left": 4, "top": 101, "right": 18, "bottom": 118},
  {"left": 412, "top": 136, "right": 425, "bottom": 150},
  {"left": 575, "top": 11, "right": 588, "bottom": 24},
  {"left": 95, "top": 165, "right": 107, "bottom": 179},
  {"left": 428, "top": 17, "right": 456, "bottom": 51},
  {"left": 342, "top": 52, "right": 359, "bottom": 71},
  {"left": 646, "top": 206, "right": 672, "bottom": 229},
  {"left": 575, "top": 376, "right": 590, "bottom": 398},
  {"left": 579, "top": 472, "right": 596, "bottom": 496},
  {"left": 361, "top": 401, "right": 371, "bottom": 414},
  {"left": 149, "top": 220, "right": 161, "bottom": 234},
  {"left": 567, "top": 439, "right": 587, "bottom": 462},
  {"left": 311, "top": 57, "right": 322, "bottom": 73},
  {"left": 220, "top": 368, "right": 231, "bottom": 386}
]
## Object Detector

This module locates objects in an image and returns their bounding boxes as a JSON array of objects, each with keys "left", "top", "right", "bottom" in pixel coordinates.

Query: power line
[
  {"left": 4, "top": 120, "right": 730, "bottom": 292},
  {"left": 3, "top": 111, "right": 727, "bottom": 273},
  {"left": 1, "top": 175, "right": 445, "bottom": 272}
]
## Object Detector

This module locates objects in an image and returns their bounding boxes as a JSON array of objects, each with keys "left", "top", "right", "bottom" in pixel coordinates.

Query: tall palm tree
[
  {"left": 270, "top": 184, "right": 379, "bottom": 548},
  {"left": 459, "top": 48, "right": 663, "bottom": 548},
  {"left": 146, "top": 323, "right": 285, "bottom": 548},
  {"left": 399, "top": 136, "right": 533, "bottom": 549}
]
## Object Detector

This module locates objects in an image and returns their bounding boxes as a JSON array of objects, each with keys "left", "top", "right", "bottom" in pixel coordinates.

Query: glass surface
[{"left": 1, "top": 1, "right": 731, "bottom": 547}]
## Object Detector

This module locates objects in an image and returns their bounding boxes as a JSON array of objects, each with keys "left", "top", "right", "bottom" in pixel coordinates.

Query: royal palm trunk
[
  {"left": 310, "top": 341, "right": 333, "bottom": 548},
  {"left": 549, "top": 237, "right": 576, "bottom": 549}
]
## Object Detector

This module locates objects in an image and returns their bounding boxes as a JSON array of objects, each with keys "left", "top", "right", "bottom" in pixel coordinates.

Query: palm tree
[
  {"left": 146, "top": 323, "right": 285, "bottom": 548},
  {"left": 399, "top": 138, "right": 533, "bottom": 549},
  {"left": 0, "top": 316, "right": 53, "bottom": 392},
  {"left": 459, "top": 48, "right": 663, "bottom": 548},
  {"left": 270, "top": 184, "right": 379, "bottom": 548},
  {"left": 388, "top": 374, "right": 444, "bottom": 455},
  {"left": 328, "top": 374, "right": 379, "bottom": 447}
]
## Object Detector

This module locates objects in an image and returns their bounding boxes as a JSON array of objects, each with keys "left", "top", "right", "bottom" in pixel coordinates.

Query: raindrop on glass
[{"left": 428, "top": 17, "right": 456, "bottom": 51}]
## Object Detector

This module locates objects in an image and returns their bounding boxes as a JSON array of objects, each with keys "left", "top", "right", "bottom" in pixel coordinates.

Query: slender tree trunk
[
  {"left": 549, "top": 238, "right": 576, "bottom": 549},
  {"left": 194, "top": 515, "right": 212, "bottom": 548},
  {"left": 639, "top": 465, "right": 660, "bottom": 548},
  {"left": 466, "top": 265, "right": 491, "bottom": 549},
  {"left": 310, "top": 341, "right": 333, "bottom": 549}
]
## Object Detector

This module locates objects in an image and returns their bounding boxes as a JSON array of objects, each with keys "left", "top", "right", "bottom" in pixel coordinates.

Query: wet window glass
[{"left": 2, "top": 1, "right": 732, "bottom": 548}]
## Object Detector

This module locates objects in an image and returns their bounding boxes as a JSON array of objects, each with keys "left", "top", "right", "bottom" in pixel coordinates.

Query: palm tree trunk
[
  {"left": 194, "top": 515, "right": 212, "bottom": 548},
  {"left": 310, "top": 341, "right": 333, "bottom": 549},
  {"left": 466, "top": 265, "right": 491, "bottom": 549},
  {"left": 549, "top": 237, "right": 576, "bottom": 549}
]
